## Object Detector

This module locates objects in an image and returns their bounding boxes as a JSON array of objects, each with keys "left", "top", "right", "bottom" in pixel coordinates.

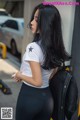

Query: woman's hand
[{"left": 12, "top": 71, "right": 22, "bottom": 82}]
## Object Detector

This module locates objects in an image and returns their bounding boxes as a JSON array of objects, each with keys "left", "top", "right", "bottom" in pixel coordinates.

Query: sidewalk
[{"left": 0, "top": 58, "right": 22, "bottom": 120}]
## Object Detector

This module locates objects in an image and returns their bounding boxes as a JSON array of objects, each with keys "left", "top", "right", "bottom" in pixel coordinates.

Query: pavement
[{"left": 0, "top": 53, "right": 22, "bottom": 120}]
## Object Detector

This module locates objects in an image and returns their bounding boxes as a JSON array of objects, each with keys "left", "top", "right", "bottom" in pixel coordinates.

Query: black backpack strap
[
  {"left": 63, "top": 72, "right": 72, "bottom": 96},
  {"left": 60, "top": 72, "right": 72, "bottom": 111}
]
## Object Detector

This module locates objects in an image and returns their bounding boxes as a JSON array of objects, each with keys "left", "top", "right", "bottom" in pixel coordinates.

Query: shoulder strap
[
  {"left": 64, "top": 72, "right": 72, "bottom": 93},
  {"left": 60, "top": 72, "right": 72, "bottom": 110},
  {"left": 58, "top": 71, "right": 72, "bottom": 120}
]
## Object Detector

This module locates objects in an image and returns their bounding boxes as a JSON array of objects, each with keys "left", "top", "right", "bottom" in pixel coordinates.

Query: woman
[{"left": 12, "top": 3, "right": 70, "bottom": 120}]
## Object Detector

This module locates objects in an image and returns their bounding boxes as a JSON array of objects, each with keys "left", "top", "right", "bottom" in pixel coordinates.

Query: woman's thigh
[{"left": 34, "top": 87, "right": 53, "bottom": 120}]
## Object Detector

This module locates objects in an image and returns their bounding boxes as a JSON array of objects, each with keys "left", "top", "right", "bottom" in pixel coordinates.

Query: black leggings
[{"left": 16, "top": 83, "right": 53, "bottom": 120}]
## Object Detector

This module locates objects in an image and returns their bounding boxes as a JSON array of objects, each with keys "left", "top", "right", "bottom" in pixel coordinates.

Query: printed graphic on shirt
[{"left": 29, "top": 46, "right": 33, "bottom": 52}]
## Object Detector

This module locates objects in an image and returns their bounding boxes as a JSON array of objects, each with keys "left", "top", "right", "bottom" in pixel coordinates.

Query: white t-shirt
[{"left": 20, "top": 42, "right": 53, "bottom": 88}]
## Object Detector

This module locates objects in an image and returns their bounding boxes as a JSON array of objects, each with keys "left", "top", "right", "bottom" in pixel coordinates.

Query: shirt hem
[{"left": 22, "top": 81, "right": 49, "bottom": 89}]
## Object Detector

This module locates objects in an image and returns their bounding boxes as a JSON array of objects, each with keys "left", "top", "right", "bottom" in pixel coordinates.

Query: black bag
[{"left": 49, "top": 66, "right": 78, "bottom": 120}]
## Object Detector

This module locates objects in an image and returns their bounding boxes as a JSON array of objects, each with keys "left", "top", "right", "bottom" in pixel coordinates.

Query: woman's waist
[{"left": 22, "top": 80, "right": 49, "bottom": 89}]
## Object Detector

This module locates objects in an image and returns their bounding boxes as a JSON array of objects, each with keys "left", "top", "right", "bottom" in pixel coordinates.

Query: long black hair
[{"left": 29, "top": 3, "right": 70, "bottom": 69}]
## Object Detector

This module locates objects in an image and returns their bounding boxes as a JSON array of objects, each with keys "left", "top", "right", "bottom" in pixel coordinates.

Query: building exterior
[{"left": 0, "top": 0, "right": 24, "bottom": 17}]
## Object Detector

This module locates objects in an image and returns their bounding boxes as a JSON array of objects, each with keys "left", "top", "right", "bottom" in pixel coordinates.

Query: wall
[
  {"left": 71, "top": 0, "right": 80, "bottom": 97},
  {"left": 4, "top": 1, "right": 24, "bottom": 17}
]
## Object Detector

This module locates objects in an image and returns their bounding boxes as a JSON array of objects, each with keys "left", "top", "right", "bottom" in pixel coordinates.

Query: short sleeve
[{"left": 24, "top": 42, "right": 41, "bottom": 62}]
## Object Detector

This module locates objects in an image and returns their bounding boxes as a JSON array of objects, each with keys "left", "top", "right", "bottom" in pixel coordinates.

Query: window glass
[
  {"left": 21, "top": 22, "right": 24, "bottom": 28},
  {"left": 4, "top": 20, "right": 19, "bottom": 30},
  {"left": 0, "top": 11, "right": 8, "bottom": 16}
]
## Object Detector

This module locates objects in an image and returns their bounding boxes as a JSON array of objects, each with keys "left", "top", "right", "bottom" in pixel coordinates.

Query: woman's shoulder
[
  {"left": 26, "top": 42, "right": 42, "bottom": 51},
  {"left": 25, "top": 42, "right": 44, "bottom": 62}
]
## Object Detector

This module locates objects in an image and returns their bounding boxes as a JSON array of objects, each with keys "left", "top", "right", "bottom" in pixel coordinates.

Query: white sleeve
[{"left": 24, "top": 43, "right": 41, "bottom": 62}]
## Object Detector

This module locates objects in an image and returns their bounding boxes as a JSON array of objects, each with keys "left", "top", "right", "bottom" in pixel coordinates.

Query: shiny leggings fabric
[{"left": 16, "top": 83, "right": 53, "bottom": 120}]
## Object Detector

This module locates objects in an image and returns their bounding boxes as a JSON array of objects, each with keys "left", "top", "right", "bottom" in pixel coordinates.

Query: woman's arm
[{"left": 13, "top": 61, "right": 43, "bottom": 87}]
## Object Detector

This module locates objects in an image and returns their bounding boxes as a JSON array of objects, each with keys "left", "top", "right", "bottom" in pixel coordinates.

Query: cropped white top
[{"left": 20, "top": 42, "right": 53, "bottom": 88}]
